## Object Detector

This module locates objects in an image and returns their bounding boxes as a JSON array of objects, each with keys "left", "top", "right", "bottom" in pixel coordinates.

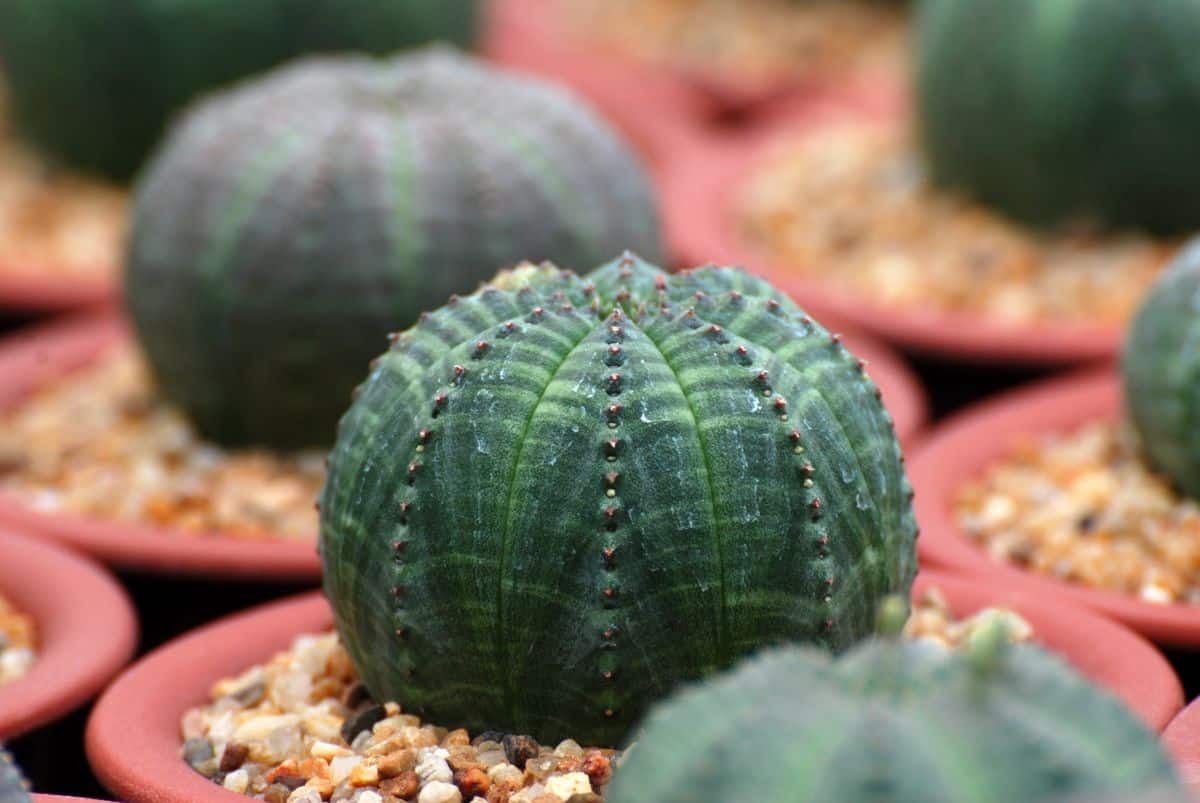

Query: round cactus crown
[
  {"left": 320, "top": 253, "right": 917, "bottom": 745},
  {"left": 916, "top": 0, "right": 1200, "bottom": 235},
  {"left": 0, "top": 0, "right": 479, "bottom": 179},
  {"left": 1124, "top": 238, "right": 1200, "bottom": 496},
  {"left": 125, "top": 48, "right": 663, "bottom": 450},
  {"left": 0, "top": 747, "right": 30, "bottom": 803},
  {"left": 607, "top": 637, "right": 1181, "bottom": 803}
]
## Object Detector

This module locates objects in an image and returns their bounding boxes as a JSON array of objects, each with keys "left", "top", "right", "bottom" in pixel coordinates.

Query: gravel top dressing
[
  {"left": 0, "top": 347, "right": 325, "bottom": 541},
  {"left": 180, "top": 590, "right": 1029, "bottom": 803},
  {"left": 0, "top": 592, "right": 34, "bottom": 686},
  {"left": 741, "top": 124, "right": 1174, "bottom": 326},
  {"left": 956, "top": 421, "right": 1200, "bottom": 604}
]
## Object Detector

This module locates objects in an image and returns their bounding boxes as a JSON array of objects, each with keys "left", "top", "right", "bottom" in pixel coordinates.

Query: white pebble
[
  {"left": 330, "top": 754, "right": 363, "bottom": 784},
  {"left": 418, "top": 781, "right": 462, "bottom": 803},
  {"left": 416, "top": 752, "right": 453, "bottom": 785},
  {"left": 311, "top": 740, "right": 352, "bottom": 760},
  {"left": 234, "top": 713, "right": 301, "bottom": 742},
  {"left": 356, "top": 792, "right": 384, "bottom": 803},
  {"left": 546, "top": 772, "right": 592, "bottom": 798},
  {"left": 222, "top": 768, "right": 249, "bottom": 793}
]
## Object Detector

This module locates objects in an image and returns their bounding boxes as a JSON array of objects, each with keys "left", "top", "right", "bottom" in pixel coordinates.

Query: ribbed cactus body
[
  {"left": 917, "top": 0, "right": 1200, "bottom": 235},
  {"left": 607, "top": 638, "right": 1181, "bottom": 803},
  {"left": 0, "top": 748, "right": 30, "bottom": 803},
  {"left": 320, "top": 254, "right": 917, "bottom": 745},
  {"left": 1124, "top": 240, "right": 1200, "bottom": 497},
  {"left": 0, "top": 0, "right": 478, "bottom": 180},
  {"left": 125, "top": 50, "right": 663, "bottom": 450}
]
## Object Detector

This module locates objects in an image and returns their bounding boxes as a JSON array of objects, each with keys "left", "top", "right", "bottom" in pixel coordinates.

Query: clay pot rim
[
  {"left": 660, "top": 100, "right": 1142, "bottom": 365},
  {"left": 483, "top": 0, "right": 895, "bottom": 118},
  {"left": 34, "top": 796, "right": 116, "bottom": 802},
  {"left": 0, "top": 311, "right": 321, "bottom": 581},
  {"left": 0, "top": 267, "right": 116, "bottom": 314},
  {"left": 908, "top": 366, "right": 1200, "bottom": 646},
  {"left": 0, "top": 526, "right": 137, "bottom": 740},
  {"left": 85, "top": 570, "right": 1179, "bottom": 803}
]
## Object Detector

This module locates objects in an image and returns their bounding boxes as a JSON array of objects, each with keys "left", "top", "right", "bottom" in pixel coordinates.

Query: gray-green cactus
[
  {"left": 0, "top": 747, "right": 30, "bottom": 803},
  {"left": 0, "top": 0, "right": 479, "bottom": 180},
  {"left": 320, "top": 253, "right": 917, "bottom": 745},
  {"left": 916, "top": 0, "right": 1200, "bottom": 235},
  {"left": 1124, "top": 239, "right": 1200, "bottom": 497},
  {"left": 607, "top": 613, "right": 1182, "bottom": 803},
  {"left": 125, "top": 48, "right": 663, "bottom": 450}
]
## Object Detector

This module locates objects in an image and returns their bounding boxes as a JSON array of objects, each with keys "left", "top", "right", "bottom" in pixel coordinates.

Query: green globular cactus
[
  {"left": 320, "top": 253, "right": 917, "bottom": 745},
  {"left": 125, "top": 49, "right": 663, "bottom": 451},
  {"left": 0, "top": 0, "right": 478, "bottom": 180},
  {"left": 607, "top": 619, "right": 1182, "bottom": 803},
  {"left": 0, "top": 747, "right": 30, "bottom": 803},
  {"left": 1124, "top": 239, "right": 1200, "bottom": 497},
  {"left": 916, "top": 0, "right": 1200, "bottom": 235}
]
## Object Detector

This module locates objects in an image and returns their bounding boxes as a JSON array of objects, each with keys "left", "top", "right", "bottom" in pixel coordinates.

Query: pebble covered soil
[
  {"left": 0, "top": 82, "right": 126, "bottom": 281},
  {"left": 0, "top": 593, "right": 35, "bottom": 686},
  {"left": 181, "top": 591, "right": 1030, "bottom": 803},
  {"left": 0, "top": 347, "right": 324, "bottom": 540},
  {"left": 561, "top": 0, "right": 905, "bottom": 86},
  {"left": 740, "top": 124, "right": 1174, "bottom": 325},
  {"left": 957, "top": 422, "right": 1200, "bottom": 604}
]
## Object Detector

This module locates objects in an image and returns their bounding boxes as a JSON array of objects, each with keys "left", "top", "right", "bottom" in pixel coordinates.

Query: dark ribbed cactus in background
[
  {"left": 607, "top": 608, "right": 1181, "bottom": 803},
  {"left": 917, "top": 0, "right": 1200, "bottom": 235},
  {"left": 0, "top": 0, "right": 479, "bottom": 180},
  {"left": 0, "top": 747, "right": 30, "bottom": 803},
  {"left": 320, "top": 253, "right": 917, "bottom": 745},
  {"left": 1124, "top": 239, "right": 1200, "bottom": 497},
  {"left": 125, "top": 49, "right": 663, "bottom": 450}
]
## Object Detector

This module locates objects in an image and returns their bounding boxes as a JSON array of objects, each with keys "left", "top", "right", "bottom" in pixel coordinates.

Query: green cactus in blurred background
[
  {"left": 1124, "top": 239, "right": 1200, "bottom": 497},
  {"left": 917, "top": 0, "right": 1200, "bottom": 235},
  {"left": 320, "top": 253, "right": 917, "bottom": 745},
  {"left": 608, "top": 608, "right": 1181, "bottom": 803},
  {"left": 125, "top": 49, "right": 663, "bottom": 450},
  {"left": 0, "top": 0, "right": 478, "bottom": 180}
]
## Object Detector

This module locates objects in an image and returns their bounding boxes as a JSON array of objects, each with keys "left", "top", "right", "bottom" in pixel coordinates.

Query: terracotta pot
[
  {"left": 34, "top": 797, "right": 115, "bottom": 802},
  {"left": 483, "top": 0, "right": 902, "bottom": 132},
  {"left": 0, "top": 269, "right": 115, "bottom": 315},
  {"left": 0, "top": 527, "right": 137, "bottom": 739},
  {"left": 1164, "top": 698, "right": 1200, "bottom": 795},
  {"left": 908, "top": 367, "right": 1200, "bottom": 647},
  {"left": 661, "top": 101, "right": 1137, "bottom": 364},
  {"left": 86, "top": 569, "right": 1178, "bottom": 803},
  {"left": 0, "top": 311, "right": 321, "bottom": 581}
]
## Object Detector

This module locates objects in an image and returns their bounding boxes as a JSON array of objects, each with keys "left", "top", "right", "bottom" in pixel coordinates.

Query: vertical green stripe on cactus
[
  {"left": 125, "top": 50, "right": 663, "bottom": 449},
  {"left": 320, "top": 255, "right": 917, "bottom": 745}
]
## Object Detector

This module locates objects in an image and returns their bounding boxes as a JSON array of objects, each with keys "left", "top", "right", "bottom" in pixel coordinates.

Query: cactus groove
[
  {"left": 607, "top": 636, "right": 1182, "bottom": 803},
  {"left": 125, "top": 49, "right": 663, "bottom": 450},
  {"left": 0, "top": 0, "right": 479, "bottom": 180},
  {"left": 917, "top": 0, "right": 1200, "bottom": 235},
  {"left": 320, "top": 254, "right": 917, "bottom": 745},
  {"left": 1124, "top": 239, "right": 1200, "bottom": 498},
  {"left": 0, "top": 747, "right": 30, "bottom": 803}
]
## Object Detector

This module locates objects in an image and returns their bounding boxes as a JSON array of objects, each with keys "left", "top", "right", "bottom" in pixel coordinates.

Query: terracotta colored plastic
[
  {"left": 86, "top": 570, "right": 1179, "bottom": 803},
  {"left": 484, "top": 0, "right": 900, "bottom": 129},
  {"left": 34, "top": 797, "right": 115, "bottom": 802},
  {"left": 1164, "top": 699, "right": 1200, "bottom": 795},
  {"left": 0, "top": 526, "right": 137, "bottom": 739},
  {"left": 0, "top": 312, "right": 321, "bottom": 581},
  {"left": 661, "top": 102, "right": 1135, "bottom": 365},
  {"left": 0, "top": 266, "right": 116, "bottom": 315},
  {"left": 909, "top": 367, "right": 1200, "bottom": 647}
]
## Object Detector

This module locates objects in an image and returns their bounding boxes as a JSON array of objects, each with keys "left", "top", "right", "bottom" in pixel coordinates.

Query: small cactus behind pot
[
  {"left": 0, "top": 746, "right": 30, "bottom": 803},
  {"left": 1124, "top": 239, "right": 1200, "bottom": 497},
  {"left": 125, "top": 48, "right": 663, "bottom": 450},
  {"left": 916, "top": 0, "right": 1200, "bottom": 235},
  {"left": 320, "top": 253, "right": 917, "bottom": 746},
  {"left": 0, "top": 0, "right": 479, "bottom": 180},
  {"left": 606, "top": 610, "right": 1182, "bottom": 803}
]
